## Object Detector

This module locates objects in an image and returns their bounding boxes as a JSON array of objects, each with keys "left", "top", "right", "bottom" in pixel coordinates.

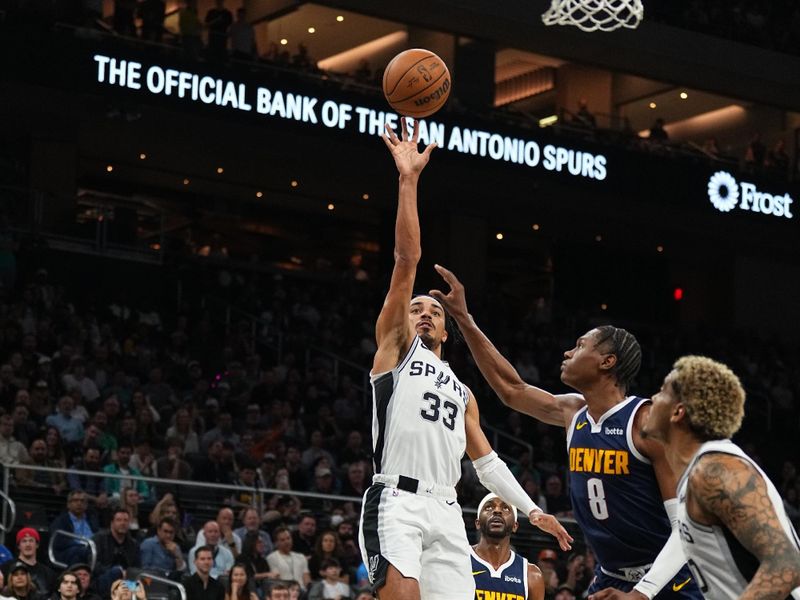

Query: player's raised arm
[
  {"left": 464, "top": 390, "right": 573, "bottom": 551},
  {"left": 690, "top": 453, "right": 800, "bottom": 600},
  {"left": 372, "top": 118, "right": 437, "bottom": 374},
  {"left": 430, "top": 264, "right": 583, "bottom": 428}
]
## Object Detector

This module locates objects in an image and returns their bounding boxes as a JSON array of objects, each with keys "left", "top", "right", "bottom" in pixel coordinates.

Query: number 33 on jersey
[{"left": 371, "top": 336, "right": 469, "bottom": 487}]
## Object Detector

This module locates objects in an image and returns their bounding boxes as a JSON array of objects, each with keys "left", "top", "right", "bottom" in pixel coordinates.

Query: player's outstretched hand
[
  {"left": 529, "top": 510, "right": 573, "bottom": 551},
  {"left": 588, "top": 589, "right": 649, "bottom": 600},
  {"left": 429, "top": 264, "right": 469, "bottom": 321},
  {"left": 382, "top": 117, "right": 437, "bottom": 177}
]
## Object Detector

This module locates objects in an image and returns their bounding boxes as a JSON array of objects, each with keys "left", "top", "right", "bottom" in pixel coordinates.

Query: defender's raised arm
[{"left": 430, "top": 264, "right": 583, "bottom": 428}]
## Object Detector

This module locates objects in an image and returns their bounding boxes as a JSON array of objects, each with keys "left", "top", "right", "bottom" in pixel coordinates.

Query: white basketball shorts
[{"left": 358, "top": 481, "right": 475, "bottom": 599}]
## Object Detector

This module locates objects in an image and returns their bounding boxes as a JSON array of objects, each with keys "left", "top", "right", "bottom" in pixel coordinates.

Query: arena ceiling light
[{"left": 317, "top": 30, "right": 407, "bottom": 73}]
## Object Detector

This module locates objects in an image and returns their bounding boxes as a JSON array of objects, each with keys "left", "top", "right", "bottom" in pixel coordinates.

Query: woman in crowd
[
  {"left": 134, "top": 406, "right": 161, "bottom": 450},
  {"left": 224, "top": 564, "right": 259, "bottom": 600},
  {"left": 45, "top": 426, "right": 67, "bottom": 468},
  {"left": 1, "top": 562, "right": 40, "bottom": 600},
  {"left": 118, "top": 487, "right": 144, "bottom": 534},
  {"left": 130, "top": 390, "right": 160, "bottom": 425},
  {"left": 239, "top": 531, "right": 277, "bottom": 585},
  {"left": 308, "top": 531, "right": 347, "bottom": 583}
]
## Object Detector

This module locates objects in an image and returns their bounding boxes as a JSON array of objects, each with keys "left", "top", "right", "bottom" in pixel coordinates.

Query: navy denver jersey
[
  {"left": 471, "top": 548, "right": 528, "bottom": 600},
  {"left": 567, "top": 396, "right": 671, "bottom": 573}
]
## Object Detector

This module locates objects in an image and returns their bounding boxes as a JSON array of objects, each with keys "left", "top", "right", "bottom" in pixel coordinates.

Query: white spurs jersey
[
  {"left": 370, "top": 336, "right": 469, "bottom": 487},
  {"left": 676, "top": 440, "right": 800, "bottom": 600}
]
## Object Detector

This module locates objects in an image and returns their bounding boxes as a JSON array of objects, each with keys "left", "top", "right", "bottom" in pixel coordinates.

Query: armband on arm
[
  {"left": 472, "top": 451, "right": 539, "bottom": 516},
  {"left": 633, "top": 499, "right": 686, "bottom": 599}
]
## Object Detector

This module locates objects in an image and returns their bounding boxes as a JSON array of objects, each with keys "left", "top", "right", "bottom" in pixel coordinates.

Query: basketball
[{"left": 382, "top": 48, "right": 452, "bottom": 118}]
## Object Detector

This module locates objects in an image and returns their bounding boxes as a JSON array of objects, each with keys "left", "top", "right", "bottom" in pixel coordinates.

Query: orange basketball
[{"left": 382, "top": 49, "right": 452, "bottom": 118}]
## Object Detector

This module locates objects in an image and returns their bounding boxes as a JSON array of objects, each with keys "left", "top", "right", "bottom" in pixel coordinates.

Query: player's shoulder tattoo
[
  {"left": 689, "top": 452, "right": 800, "bottom": 598},
  {"left": 688, "top": 452, "right": 754, "bottom": 521}
]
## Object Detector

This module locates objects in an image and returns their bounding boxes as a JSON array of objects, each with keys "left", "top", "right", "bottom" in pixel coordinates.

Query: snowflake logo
[{"left": 707, "top": 171, "right": 739, "bottom": 212}]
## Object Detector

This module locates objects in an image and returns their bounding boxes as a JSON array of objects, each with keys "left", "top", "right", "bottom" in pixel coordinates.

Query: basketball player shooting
[
  {"left": 430, "top": 266, "right": 703, "bottom": 600},
  {"left": 358, "top": 118, "right": 572, "bottom": 600},
  {"left": 641, "top": 356, "right": 800, "bottom": 600}
]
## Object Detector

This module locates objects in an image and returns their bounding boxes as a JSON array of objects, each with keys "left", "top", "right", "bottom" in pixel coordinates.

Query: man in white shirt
[
  {"left": 266, "top": 527, "right": 311, "bottom": 591},
  {"left": 188, "top": 521, "right": 234, "bottom": 579},
  {"left": 194, "top": 507, "right": 241, "bottom": 557},
  {"left": 0, "top": 414, "right": 29, "bottom": 465}
]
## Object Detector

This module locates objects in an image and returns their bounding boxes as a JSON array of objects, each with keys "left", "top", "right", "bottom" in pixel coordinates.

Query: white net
[{"left": 542, "top": 0, "right": 644, "bottom": 32}]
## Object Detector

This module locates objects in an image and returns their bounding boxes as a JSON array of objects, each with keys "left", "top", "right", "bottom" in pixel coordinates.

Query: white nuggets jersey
[
  {"left": 676, "top": 440, "right": 800, "bottom": 600},
  {"left": 370, "top": 336, "right": 469, "bottom": 487}
]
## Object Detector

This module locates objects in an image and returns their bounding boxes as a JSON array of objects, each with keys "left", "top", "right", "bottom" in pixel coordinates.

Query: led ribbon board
[{"left": 93, "top": 54, "right": 608, "bottom": 182}]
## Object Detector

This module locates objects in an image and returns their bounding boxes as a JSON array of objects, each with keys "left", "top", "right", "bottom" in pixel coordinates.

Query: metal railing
[
  {"left": 139, "top": 570, "right": 187, "bottom": 600},
  {"left": 1, "top": 461, "right": 580, "bottom": 563},
  {"left": 0, "top": 489, "right": 16, "bottom": 542},
  {"left": 48, "top": 529, "right": 98, "bottom": 570},
  {"left": 3, "top": 462, "right": 364, "bottom": 504}
]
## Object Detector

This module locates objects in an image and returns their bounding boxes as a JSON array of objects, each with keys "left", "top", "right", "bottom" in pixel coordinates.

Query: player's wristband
[{"left": 472, "top": 451, "right": 539, "bottom": 517}]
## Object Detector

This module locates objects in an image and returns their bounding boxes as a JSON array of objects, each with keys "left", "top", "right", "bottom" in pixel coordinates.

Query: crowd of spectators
[
  {"left": 561, "top": 99, "right": 793, "bottom": 181},
  {"left": 0, "top": 260, "right": 386, "bottom": 598},
  {"left": 0, "top": 242, "right": 797, "bottom": 598},
  {"left": 16, "top": 0, "right": 324, "bottom": 77}
]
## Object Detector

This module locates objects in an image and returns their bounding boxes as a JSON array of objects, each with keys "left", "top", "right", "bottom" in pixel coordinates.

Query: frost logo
[
  {"left": 707, "top": 171, "right": 738, "bottom": 212},
  {"left": 706, "top": 171, "right": 794, "bottom": 219}
]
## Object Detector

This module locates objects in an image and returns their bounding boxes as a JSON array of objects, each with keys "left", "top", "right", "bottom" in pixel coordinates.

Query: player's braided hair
[{"left": 594, "top": 325, "right": 641, "bottom": 393}]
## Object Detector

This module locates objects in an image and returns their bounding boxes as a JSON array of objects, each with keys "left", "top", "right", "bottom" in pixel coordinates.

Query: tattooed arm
[{"left": 688, "top": 453, "right": 800, "bottom": 600}]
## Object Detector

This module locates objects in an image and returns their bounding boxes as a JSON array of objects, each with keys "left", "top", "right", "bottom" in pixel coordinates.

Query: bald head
[
  {"left": 203, "top": 520, "right": 220, "bottom": 545},
  {"left": 217, "top": 507, "right": 234, "bottom": 528}
]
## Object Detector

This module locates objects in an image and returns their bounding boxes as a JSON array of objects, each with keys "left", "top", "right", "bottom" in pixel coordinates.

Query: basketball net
[{"left": 542, "top": 0, "right": 644, "bottom": 32}]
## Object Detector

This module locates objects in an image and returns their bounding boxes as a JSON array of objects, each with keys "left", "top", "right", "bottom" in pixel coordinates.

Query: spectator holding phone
[{"left": 109, "top": 579, "right": 146, "bottom": 600}]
